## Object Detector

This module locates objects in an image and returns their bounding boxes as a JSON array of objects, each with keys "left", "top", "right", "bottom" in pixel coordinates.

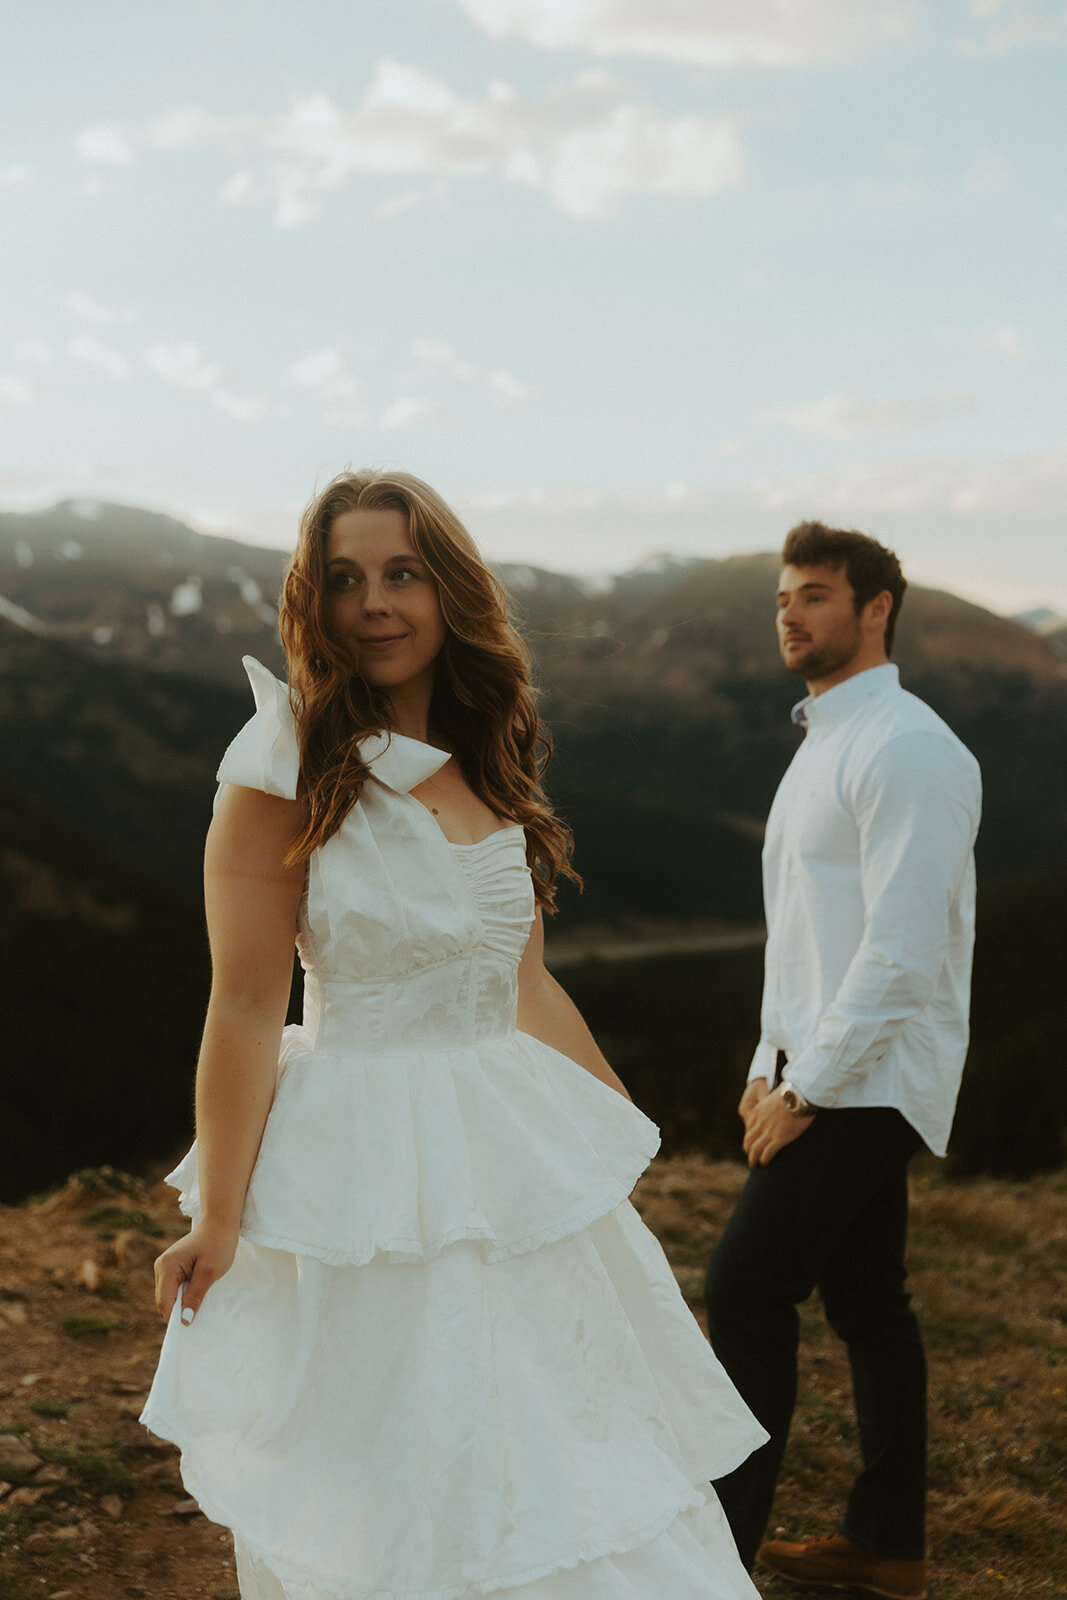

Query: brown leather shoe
[{"left": 756, "top": 1533, "right": 927, "bottom": 1599}]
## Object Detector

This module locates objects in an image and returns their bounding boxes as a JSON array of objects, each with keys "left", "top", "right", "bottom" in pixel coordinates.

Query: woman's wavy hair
[{"left": 279, "top": 469, "right": 578, "bottom": 910}]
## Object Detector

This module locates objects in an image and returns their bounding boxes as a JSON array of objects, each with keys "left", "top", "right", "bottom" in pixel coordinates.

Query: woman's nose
[{"left": 362, "top": 580, "right": 391, "bottom": 615}]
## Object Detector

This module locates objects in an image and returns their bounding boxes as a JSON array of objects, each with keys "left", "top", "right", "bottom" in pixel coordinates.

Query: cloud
[
  {"left": 68, "top": 335, "right": 132, "bottom": 382},
  {"left": 488, "top": 369, "right": 536, "bottom": 401},
  {"left": 144, "top": 342, "right": 223, "bottom": 391},
  {"left": 411, "top": 339, "right": 535, "bottom": 402},
  {"left": 211, "top": 389, "right": 269, "bottom": 423},
  {"left": 972, "top": 321, "right": 1029, "bottom": 362},
  {"left": 413, "top": 339, "right": 470, "bottom": 372},
  {"left": 288, "top": 347, "right": 360, "bottom": 401},
  {"left": 455, "top": 449, "right": 1067, "bottom": 612},
  {"left": 380, "top": 396, "right": 447, "bottom": 430},
  {"left": 113, "top": 62, "right": 745, "bottom": 223},
  {"left": 65, "top": 291, "right": 137, "bottom": 327},
  {"left": 958, "top": 0, "right": 1067, "bottom": 55},
  {"left": 761, "top": 390, "right": 977, "bottom": 440},
  {"left": 73, "top": 126, "right": 135, "bottom": 166},
  {"left": 753, "top": 446, "right": 1067, "bottom": 524},
  {"left": 511, "top": 102, "right": 745, "bottom": 217},
  {"left": 446, "top": 0, "right": 918, "bottom": 68},
  {"left": 0, "top": 374, "right": 35, "bottom": 407},
  {"left": 854, "top": 177, "right": 919, "bottom": 206},
  {"left": 0, "top": 164, "right": 33, "bottom": 186},
  {"left": 140, "top": 340, "right": 269, "bottom": 422},
  {"left": 13, "top": 339, "right": 54, "bottom": 365},
  {"left": 962, "top": 151, "right": 1013, "bottom": 193}
]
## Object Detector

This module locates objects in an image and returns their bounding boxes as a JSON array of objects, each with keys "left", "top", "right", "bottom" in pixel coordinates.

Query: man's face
[{"left": 775, "top": 562, "right": 864, "bottom": 683}]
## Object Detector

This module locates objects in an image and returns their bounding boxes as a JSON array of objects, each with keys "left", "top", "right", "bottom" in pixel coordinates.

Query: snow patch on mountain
[
  {"left": 0, "top": 594, "right": 48, "bottom": 635},
  {"left": 170, "top": 577, "right": 203, "bottom": 617}
]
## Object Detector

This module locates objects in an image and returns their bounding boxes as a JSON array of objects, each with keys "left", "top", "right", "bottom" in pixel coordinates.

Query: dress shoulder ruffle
[{"left": 215, "top": 655, "right": 299, "bottom": 801}]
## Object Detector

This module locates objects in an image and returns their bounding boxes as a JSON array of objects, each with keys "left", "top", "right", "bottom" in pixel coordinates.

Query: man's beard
[{"left": 781, "top": 625, "right": 863, "bottom": 680}]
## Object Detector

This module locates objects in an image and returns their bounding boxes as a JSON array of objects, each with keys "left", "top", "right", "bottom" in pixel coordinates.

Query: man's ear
[{"left": 864, "top": 588, "right": 893, "bottom": 639}]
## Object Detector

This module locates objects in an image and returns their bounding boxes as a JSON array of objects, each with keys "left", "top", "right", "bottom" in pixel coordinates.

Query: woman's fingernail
[{"left": 181, "top": 1306, "right": 196, "bottom": 1325}]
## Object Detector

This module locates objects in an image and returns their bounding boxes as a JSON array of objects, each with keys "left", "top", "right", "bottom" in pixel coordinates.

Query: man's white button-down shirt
[{"left": 748, "top": 663, "right": 982, "bottom": 1156}]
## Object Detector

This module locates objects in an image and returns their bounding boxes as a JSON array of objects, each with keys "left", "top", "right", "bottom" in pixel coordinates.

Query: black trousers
[{"left": 705, "top": 1102, "right": 926, "bottom": 1571}]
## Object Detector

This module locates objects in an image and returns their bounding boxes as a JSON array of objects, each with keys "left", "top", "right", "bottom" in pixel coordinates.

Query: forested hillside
[{"left": 2, "top": 502, "right": 1065, "bottom": 1195}]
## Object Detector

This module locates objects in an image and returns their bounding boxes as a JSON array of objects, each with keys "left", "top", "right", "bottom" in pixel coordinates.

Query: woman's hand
[{"left": 154, "top": 1220, "right": 240, "bottom": 1324}]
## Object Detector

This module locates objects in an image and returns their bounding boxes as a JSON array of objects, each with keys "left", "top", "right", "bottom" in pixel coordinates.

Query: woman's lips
[{"left": 358, "top": 634, "right": 407, "bottom": 650}]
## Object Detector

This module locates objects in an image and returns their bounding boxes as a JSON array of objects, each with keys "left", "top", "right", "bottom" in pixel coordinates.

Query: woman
[{"left": 142, "top": 469, "right": 765, "bottom": 1600}]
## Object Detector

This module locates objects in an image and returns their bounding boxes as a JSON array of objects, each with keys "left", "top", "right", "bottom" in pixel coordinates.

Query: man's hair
[{"left": 782, "top": 521, "right": 907, "bottom": 654}]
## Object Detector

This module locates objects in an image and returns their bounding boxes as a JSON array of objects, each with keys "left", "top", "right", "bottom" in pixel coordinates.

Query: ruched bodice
[
  {"left": 142, "top": 657, "right": 764, "bottom": 1600},
  {"left": 298, "top": 828, "right": 532, "bottom": 1056}
]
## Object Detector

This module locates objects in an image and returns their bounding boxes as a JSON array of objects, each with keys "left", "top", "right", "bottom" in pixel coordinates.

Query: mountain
[
  {"left": 2, "top": 501, "right": 1066, "bottom": 1196},
  {"left": 0, "top": 771, "right": 208, "bottom": 1201},
  {"left": 0, "top": 619, "right": 243, "bottom": 881},
  {"left": 3, "top": 500, "right": 1066, "bottom": 908},
  {"left": 1013, "top": 605, "right": 1067, "bottom": 659},
  {"left": 0, "top": 499, "right": 288, "bottom": 688}
]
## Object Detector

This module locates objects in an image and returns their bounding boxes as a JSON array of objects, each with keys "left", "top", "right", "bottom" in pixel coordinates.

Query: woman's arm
[
  {"left": 516, "top": 909, "right": 632, "bottom": 1101},
  {"left": 154, "top": 783, "right": 305, "bottom": 1322}
]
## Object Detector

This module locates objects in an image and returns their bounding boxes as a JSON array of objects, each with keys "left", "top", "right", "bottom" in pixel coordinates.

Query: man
[{"left": 705, "top": 521, "right": 981, "bottom": 1600}]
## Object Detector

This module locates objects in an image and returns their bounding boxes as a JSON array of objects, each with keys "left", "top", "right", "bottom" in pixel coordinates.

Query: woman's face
[{"left": 325, "top": 508, "right": 447, "bottom": 700}]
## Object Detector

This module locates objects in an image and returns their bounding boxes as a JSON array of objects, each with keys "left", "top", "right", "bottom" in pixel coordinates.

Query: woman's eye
[
  {"left": 328, "top": 572, "right": 356, "bottom": 591},
  {"left": 391, "top": 566, "right": 419, "bottom": 583}
]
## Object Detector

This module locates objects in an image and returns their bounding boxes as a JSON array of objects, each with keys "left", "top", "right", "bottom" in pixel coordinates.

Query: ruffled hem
[
  {"left": 229, "top": 1493, "right": 757, "bottom": 1600},
  {"left": 168, "top": 1030, "right": 661, "bottom": 1268},
  {"left": 141, "top": 1207, "right": 766, "bottom": 1599},
  {"left": 230, "top": 1165, "right": 656, "bottom": 1267},
  {"left": 176, "top": 1459, "right": 726, "bottom": 1600}
]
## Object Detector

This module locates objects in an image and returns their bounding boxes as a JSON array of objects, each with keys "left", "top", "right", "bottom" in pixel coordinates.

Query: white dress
[{"left": 141, "top": 656, "right": 766, "bottom": 1600}]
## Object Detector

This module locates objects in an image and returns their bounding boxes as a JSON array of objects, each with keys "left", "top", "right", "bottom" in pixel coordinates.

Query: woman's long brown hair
[{"left": 278, "top": 469, "right": 579, "bottom": 911}]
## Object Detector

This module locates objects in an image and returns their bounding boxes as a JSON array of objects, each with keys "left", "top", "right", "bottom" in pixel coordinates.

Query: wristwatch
[{"left": 779, "top": 1080, "right": 817, "bottom": 1118}]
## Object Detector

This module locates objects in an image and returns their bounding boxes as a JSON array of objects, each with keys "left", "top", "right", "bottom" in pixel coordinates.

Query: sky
[{"left": 2, "top": 0, "right": 1066, "bottom": 614}]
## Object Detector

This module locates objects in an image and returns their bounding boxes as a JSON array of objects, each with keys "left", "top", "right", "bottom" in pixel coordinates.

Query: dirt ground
[{"left": 1, "top": 1159, "right": 1064, "bottom": 1600}]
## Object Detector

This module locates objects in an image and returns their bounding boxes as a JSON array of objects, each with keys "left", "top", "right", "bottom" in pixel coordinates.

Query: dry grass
[
  {"left": 633, "top": 1157, "right": 1067, "bottom": 1597},
  {"left": 0, "top": 1160, "right": 1064, "bottom": 1598}
]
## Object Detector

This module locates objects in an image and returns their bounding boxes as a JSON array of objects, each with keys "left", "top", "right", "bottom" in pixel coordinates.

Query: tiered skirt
[{"left": 142, "top": 1029, "right": 765, "bottom": 1599}]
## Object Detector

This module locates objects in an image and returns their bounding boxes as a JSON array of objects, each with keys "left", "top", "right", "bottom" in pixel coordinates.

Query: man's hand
[
  {"left": 741, "top": 1086, "right": 815, "bottom": 1168},
  {"left": 738, "top": 1078, "right": 770, "bottom": 1127}
]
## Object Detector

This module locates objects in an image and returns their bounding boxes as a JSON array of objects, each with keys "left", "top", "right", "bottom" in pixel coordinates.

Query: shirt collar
[
  {"left": 791, "top": 662, "right": 900, "bottom": 731},
  {"left": 358, "top": 729, "right": 451, "bottom": 793}
]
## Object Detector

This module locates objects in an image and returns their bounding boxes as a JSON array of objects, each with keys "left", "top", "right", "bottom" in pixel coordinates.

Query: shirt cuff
[
  {"left": 779, "top": 1049, "right": 838, "bottom": 1108},
  {"left": 748, "top": 1040, "right": 779, "bottom": 1085}
]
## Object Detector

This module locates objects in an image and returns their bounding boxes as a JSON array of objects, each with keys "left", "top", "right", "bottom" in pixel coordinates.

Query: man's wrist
[{"left": 779, "top": 1080, "right": 818, "bottom": 1118}]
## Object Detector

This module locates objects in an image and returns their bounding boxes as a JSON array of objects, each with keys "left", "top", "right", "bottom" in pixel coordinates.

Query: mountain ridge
[
  {"left": 3, "top": 501, "right": 1065, "bottom": 1196},
  {"left": 3, "top": 501, "right": 1064, "bottom": 692}
]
